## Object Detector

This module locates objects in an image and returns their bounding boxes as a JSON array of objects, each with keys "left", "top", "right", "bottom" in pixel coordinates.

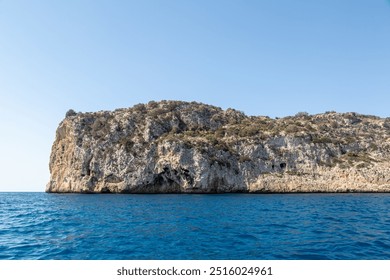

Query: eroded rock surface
[{"left": 47, "top": 101, "right": 390, "bottom": 193}]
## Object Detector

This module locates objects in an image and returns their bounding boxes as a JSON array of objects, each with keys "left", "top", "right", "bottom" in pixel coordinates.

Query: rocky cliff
[{"left": 46, "top": 100, "right": 390, "bottom": 193}]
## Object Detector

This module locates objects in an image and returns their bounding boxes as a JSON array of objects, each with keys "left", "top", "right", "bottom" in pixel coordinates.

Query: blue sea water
[{"left": 0, "top": 192, "right": 390, "bottom": 260}]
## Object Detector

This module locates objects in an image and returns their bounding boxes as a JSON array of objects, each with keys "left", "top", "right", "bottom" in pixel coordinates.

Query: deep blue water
[{"left": 1, "top": 192, "right": 390, "bottom": 260}]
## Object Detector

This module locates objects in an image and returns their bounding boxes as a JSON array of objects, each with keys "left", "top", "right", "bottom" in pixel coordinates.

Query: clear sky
[{"left": 1, "top": 0, "right": 389, "bottom": 191}]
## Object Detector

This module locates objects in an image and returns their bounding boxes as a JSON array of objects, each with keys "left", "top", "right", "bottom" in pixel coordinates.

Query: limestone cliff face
[{"left": 47, "top": 101, "right": 390, "bottom": 193}]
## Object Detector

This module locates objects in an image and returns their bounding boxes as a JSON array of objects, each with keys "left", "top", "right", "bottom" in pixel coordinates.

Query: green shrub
[{"left": 312, "top": 136, "right": 333, "bottom": 144}]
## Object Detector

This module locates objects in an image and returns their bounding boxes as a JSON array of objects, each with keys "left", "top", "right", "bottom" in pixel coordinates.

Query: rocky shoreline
[{"left": 46, "top": 100, "right": 390, "bottom": 193}]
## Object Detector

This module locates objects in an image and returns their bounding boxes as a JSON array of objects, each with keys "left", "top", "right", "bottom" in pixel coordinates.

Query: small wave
[
  {"left": 236, "top": 234, "right": 259, "bottom": 241},
  {"left": 289, "top": 253, "right": 332, "bottom": 260}
]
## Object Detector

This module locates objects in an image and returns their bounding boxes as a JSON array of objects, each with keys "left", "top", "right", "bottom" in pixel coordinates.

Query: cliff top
[{"left": 63, "top": 100, "right": 389, "bottom": 144}]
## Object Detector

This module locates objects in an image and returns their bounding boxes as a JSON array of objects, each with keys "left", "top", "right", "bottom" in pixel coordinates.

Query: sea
[{"left": 0, "top": 192, "right": 390, "bottom": 260}]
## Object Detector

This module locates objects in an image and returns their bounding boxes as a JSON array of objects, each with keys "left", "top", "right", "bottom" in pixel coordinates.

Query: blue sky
[{"left": 1, "top": 0, "right": 389, "bottom": 191}]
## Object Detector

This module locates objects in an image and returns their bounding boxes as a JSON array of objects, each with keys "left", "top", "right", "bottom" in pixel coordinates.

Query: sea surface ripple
[{"left": 1, "top": 193, "right": 390, "bottom": 260}]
